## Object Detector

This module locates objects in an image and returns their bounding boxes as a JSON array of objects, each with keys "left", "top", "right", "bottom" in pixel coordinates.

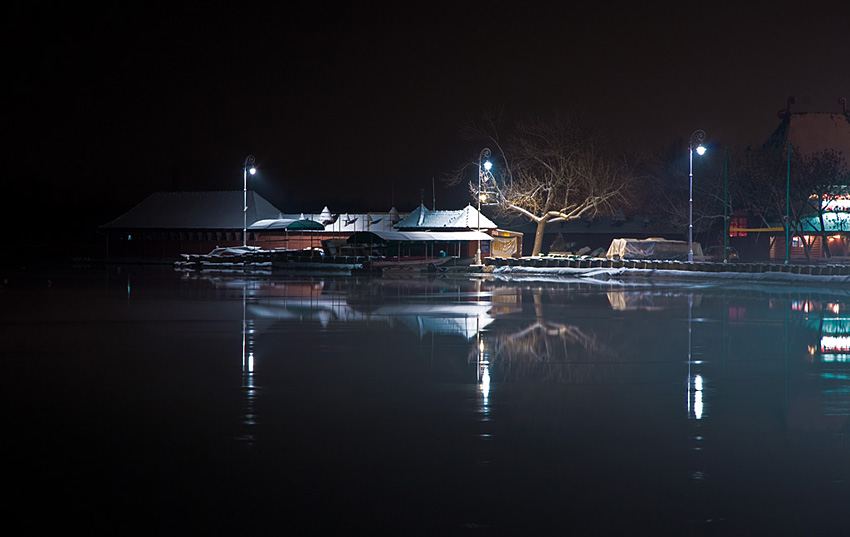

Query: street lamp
[
  {"left": 477, "top": 148, "right": 492, "bottom": 265},
  {"left": 243, "top": 155, "right": 256, "bottom": 247},
  {"left": 688, "top": 130, "right": 706, "bottom": 262}
]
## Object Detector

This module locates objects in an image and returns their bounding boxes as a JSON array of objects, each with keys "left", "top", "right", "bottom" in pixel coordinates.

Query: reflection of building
[
  {"left": 607, "top": 291, "right": 701, "bottom": 311},
  {"left": 243, "top": 281, "right": 498, "bottom": 341},
  {"left": 797, "top": 299, "right": 850, "bottom": 363},
  {"left": 789, "top": 298, "right": 850, "bottom": 433}
]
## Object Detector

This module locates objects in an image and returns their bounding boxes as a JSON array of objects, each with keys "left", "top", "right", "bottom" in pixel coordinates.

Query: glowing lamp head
[
  {"left": 696, "top": 145, "right": 706, "bottom": 156},
  {"left": 249, "top": 166, "right": 257, "bottom": 175},
  {"left": 483, "top": 160, "right": 493, "bottom": 171}
]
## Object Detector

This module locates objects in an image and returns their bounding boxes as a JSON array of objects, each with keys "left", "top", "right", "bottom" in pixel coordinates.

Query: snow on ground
[{"left": 492, "top": 265, "right": 850, "bottom": 291}]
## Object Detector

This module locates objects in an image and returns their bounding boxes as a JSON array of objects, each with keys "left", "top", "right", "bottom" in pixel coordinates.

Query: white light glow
[
  {"left": 249, "top": 167, "right": 257, "bottom": 175},
  {"left": 821, "top": 335, "right": 850, "bottom": 353},
  {"left": 822, "top": 198, "right": 850, "bottom": 211},
  {"left": 688, "top": 374, "right": 704, "bottom": 420},
  {"left": 696, "top": 145, "right": 706, "bottom": 156},
  {"left": 484, "top": 160, "right": 493, "bottom": 171},
  {"left": 480, "top": 364, "right": 490, "bottom": 404}
]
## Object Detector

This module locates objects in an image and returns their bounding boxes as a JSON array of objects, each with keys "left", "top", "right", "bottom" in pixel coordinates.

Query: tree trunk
[
  {"left": 531, "top": 219, "right": 548, "bottom": 256},
  {"left": 818, "top": 214, "right": 832, "bottom": 258}
]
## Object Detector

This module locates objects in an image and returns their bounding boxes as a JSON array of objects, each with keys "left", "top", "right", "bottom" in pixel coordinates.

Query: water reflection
[
  {"left": 477, "top": 322, "right": 491, "bottom": 410},
  {"left": 181, "top": 274, "right": 850, "bottom": 433},
  {"left": 685, "top": 294, "right": 705, "bottom": 420},
  {"left": 240, "top": 285, "right": 258, "bottom": 445},
  {"left": 166, "top": 272, "right": 849, "bottom": 532}
]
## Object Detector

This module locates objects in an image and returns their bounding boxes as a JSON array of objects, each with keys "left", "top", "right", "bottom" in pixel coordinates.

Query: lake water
[{"left": 2, "top": 265, "right": 848, "bottom": 535}]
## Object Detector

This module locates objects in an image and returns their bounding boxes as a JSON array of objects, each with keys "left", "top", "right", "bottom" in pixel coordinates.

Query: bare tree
[
  {"left": 452, "top": 113, "right": 636, "bottom": 256},
  {"left": 734, "top": 146, "right": 850, "bottom": 260},
  {"left": 793, "top": 149, "right": 850, "bottom": 258}
]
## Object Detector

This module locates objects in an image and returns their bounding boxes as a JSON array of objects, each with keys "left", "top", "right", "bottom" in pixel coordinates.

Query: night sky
[{"left": 6, "top": 2, "right": 849, "bottom": 247}]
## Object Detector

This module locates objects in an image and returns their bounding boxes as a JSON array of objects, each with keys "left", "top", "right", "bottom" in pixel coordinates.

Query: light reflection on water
[{"left": 2, "top": 266, "right": 849, "bottom": 534}]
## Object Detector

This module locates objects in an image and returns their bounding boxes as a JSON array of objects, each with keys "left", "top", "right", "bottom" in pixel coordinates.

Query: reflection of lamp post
[
  {"left": 476, "top": 314, "right": 490, "bottom": 407},
  {"left": 685, "top": 294, "right": 703, "bottom": 420},
  {"left": 688, "top": 131, "right": 707, "bottom": 262},
  {"left": 241, "top": 284, "right": 258, "bottom": 445},
  {"left": 476, "top": 148, "right": 492, "bottom": 265},
  {"left": 243, "top": 155, "right": 257, "bottom": 247}
]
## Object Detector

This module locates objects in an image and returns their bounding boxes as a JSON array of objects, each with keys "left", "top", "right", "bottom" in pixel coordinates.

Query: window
[{"left": 729, "top": 216, "right": 747, "bottom": 237}]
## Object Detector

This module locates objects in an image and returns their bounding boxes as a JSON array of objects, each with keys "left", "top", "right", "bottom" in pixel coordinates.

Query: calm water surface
[{"left": 2, "top": 266, "right": 848, "bottom": 535}]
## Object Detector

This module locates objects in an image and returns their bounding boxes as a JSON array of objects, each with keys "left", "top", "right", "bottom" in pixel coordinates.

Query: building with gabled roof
[
  {"left": 250, "top": 206, "right": 402, "bottom": 232},
  {"left": 102, "top": 190, "right": 283, "bottom": 231},
  {"left": 100, "top": 191, "right": 520, "bottom": 262},
  {"left": 395, "top": 203, "right": 498, "bottom": 231},
  {"left": 760, "top": 98, "right": 850, "bottom": 261},
  {"left": 100, "top": 191, "right": 286, "bottom": 260},
  {"left": 101, "top": 192, "right": 411, "bottom": 259},
  {"left": 251, "top": 207, "right": 407, "bottom": 252},
  {"left": 391, "top": 203, "right": 521, "bottom": 258},
  {"left": 763, "top": 98, "right": 850, "bottom": 159}
]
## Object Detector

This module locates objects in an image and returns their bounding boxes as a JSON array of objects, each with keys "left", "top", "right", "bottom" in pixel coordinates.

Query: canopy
[
  {"left": 286, "top": 219, "right": 325, "bottom": 230},
  {"left": 249, "top": 218, "right": 325, "bottom": 230}
]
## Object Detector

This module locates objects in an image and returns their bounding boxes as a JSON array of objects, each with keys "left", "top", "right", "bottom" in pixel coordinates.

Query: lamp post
[
  {"left": 785, "top": 140, "right": 791, "bottom": 265},
  {"left": 476, "top": 148, "right": 492, "bottom": 265},
  {"left": 723, "top": 146, "right": 729, "bottom": 263},
  {"left": 243, "top": 155, "right": 256, "bottom": 247},
  {"left": 688, "top": 130, "right": 706, "bottom": 262}
]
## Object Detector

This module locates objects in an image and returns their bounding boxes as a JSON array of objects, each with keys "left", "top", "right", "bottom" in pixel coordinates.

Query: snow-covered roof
[
  {"left": 350, "top": 230, "right": 492, "bottom": 242},
  {"left": 100, "top": 191, "right": 282, "bottom": 230},
  {"left": 321, "top": 209, "right": 406, "bottom": 233},
  {"left": 249, "top": 218, "right": 324, "bottom": 230},
  {"left": 395, "top": 203, "right": 497, "bottom": 230},
  {"left": 763, "top": 106, "right": 850, "bottom": 168}
]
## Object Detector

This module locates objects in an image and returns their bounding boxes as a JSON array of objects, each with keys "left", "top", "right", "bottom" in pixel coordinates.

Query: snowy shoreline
[{"left": 491, "top": 264, "right": 850, "bottom": 286}]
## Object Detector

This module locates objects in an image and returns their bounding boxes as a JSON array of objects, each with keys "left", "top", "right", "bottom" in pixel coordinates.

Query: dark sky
[{"left": 6, "top": 1, "right": 849, "bottom": 242}]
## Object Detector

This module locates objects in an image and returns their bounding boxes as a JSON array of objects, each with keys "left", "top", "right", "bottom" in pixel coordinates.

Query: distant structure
[
  {"left": 100, "top": 191, "right": 283, "bottom": 260},
  {"left": 511, "top": 212, "right": 682, "bottom": 257},
  {"left": 395, "top": 203, "right": 497, "bottom": 231},
  {"left": 757, "top": 97, "right": 850, "bottom": 261},
  {"left": 99, "top": 192, "right": 521, "bottom": 262},
  {"left": 764, "top": 96, "right": 850, "bottom": 158},
  {"left": 394, "top": 203, "right": 522, "bottom": 258},
  {"left": 100, "top": 191, "right": 408, "bottom": 260}
]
